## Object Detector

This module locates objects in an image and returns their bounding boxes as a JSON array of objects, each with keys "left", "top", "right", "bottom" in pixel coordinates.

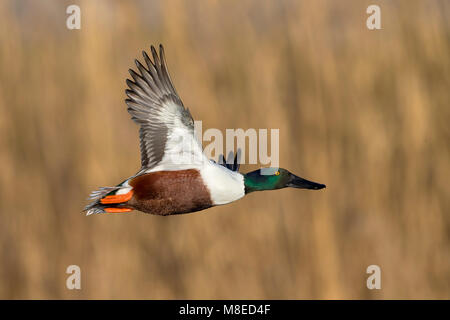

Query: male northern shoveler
[{"left": 84, "top": 45, "right": 325, "bottom": 216}]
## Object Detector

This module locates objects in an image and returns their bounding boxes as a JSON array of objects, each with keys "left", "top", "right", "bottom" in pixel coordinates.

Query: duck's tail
[{"left": 84, "top": 184, "right": 134, "bottom": 215}]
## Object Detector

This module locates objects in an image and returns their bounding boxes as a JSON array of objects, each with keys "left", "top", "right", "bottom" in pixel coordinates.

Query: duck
[{"left": 84, "top": 45, "right": 325, "bottom": 216}]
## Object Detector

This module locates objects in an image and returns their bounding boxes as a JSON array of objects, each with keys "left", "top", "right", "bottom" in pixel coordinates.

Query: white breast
[{"left": 200, "top": 160, "right": 245, "bottom": 205}]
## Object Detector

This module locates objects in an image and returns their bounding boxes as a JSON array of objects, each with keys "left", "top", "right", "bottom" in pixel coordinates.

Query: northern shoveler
[{"left": 84, "top": 45, "right": 325, "bottom": 216}]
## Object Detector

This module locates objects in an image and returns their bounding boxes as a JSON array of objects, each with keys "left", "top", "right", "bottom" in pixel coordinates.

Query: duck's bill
[{"left": 287, "top": 174, "right": 326, "bottom": 190}]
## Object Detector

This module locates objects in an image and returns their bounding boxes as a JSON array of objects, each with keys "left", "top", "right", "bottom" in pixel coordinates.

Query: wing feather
[{"left": 125, "top": 45, "right": 200, "bottom": 170}]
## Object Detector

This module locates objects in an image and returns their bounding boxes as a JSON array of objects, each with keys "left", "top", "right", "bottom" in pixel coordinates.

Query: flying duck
[{"left": 84, "top": 45, "right": 325, "bottom": 216}]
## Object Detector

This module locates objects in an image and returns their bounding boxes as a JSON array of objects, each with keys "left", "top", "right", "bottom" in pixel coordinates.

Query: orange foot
[
  {"left": 104, "top": 207, "right": 132, "bottom": 213},
  {"left": 100, "top": 190, "right": 133, "bottom": 204}
]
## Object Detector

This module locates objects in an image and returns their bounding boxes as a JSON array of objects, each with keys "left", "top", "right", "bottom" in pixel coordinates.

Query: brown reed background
[{"left": 0, "top": 0, "right": 449, "bottom": 299}]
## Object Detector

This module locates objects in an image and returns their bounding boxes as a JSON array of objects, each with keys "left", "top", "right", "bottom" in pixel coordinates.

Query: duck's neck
[{"left": 244, "top": 174, "right": 277, "bottom": 194}]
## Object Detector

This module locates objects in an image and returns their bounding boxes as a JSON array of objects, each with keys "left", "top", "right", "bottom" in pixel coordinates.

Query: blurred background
[{"left": 0, "top": 0, "right": 449, "bottom": 299}]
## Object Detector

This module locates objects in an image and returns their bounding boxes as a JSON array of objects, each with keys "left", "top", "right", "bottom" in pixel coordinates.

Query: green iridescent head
[{"left": 244, "top": 167, "right": 326, "bottom": 194}]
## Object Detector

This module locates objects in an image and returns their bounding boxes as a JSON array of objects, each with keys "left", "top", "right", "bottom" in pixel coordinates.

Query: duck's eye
[{"left": 275, "top": 171, "right": 280, "bottom": 176}]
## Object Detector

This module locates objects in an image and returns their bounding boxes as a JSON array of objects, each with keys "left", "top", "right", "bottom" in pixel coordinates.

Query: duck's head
[{"left": 244, "top": 167, "right": 326, "bottom": 194}]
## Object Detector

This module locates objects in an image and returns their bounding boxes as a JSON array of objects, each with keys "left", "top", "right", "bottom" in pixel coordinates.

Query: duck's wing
[
  {"left": 217, "top": 149, "right": 241, "bottom": 172},
  {"left": 125, "top": 45, "right": 204, "bottom": 171}
]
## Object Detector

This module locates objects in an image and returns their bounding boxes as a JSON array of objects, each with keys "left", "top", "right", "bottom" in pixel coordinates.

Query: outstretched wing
[{"left": 125, "top": 45, "right": 203, "bottom": 171}]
